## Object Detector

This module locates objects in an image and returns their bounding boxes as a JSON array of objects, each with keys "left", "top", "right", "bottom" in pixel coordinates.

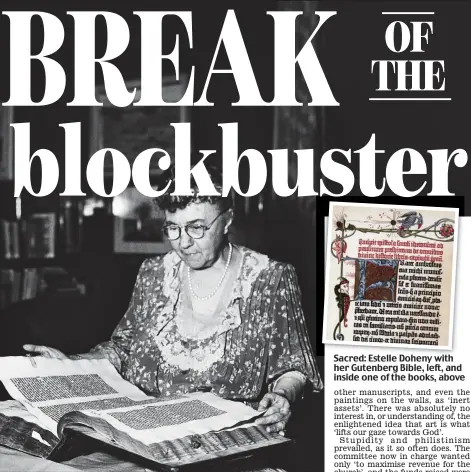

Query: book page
[
  {"left": 0, "top": 357, "right": 150, "bottom": 433},
  {"left": 83, "top": 392, "right": 264, "bottom": 445},
  {"left": 0, "top": 400, "right": 50, "bottom": 432},
  {"left": 0, "top": 358, "right": 263, "bottom": 443},
  {"left": 323, "top": 202, "right": 458, "bottom": 349}
]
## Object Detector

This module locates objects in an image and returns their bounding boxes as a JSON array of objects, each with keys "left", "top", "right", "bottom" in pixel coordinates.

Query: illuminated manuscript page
[{"left": 323, "top": 202, "right": 458, "bottom": 349}]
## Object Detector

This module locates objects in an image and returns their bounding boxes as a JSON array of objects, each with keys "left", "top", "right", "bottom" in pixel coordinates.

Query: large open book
[{"left": 0, "top": 357, "right": 291, "bottom": 470}]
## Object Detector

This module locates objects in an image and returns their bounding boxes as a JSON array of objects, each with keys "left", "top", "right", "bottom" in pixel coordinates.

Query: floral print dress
[{"left": 91, "top": 246, "right": 322, "bottom": 402}]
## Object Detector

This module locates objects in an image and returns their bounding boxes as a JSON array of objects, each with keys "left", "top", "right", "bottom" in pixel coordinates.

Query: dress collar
[{"left": 159, "top": 246, "right": 270, "bottom": 338}]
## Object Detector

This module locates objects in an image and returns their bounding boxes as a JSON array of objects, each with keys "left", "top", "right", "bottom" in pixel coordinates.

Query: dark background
[
  {"left": 0, "top": 0, "right": 280, "bottom": 349},
  {"left": 0, "top": 2, "right": 469, "bottom": 470},
  {"left": 1, "top": 1, "right": 470, "bottom": 344}
]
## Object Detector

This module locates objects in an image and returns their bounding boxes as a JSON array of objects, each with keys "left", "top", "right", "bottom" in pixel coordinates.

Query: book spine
[
  {"left": 0, "top": 269, "right": 15, "bottom": 309},
  {"left": 10, "top": 270, "right": 22, "bottom": 304},
  {"left": 24, "top": 213, "right": 56, "bottom": 259},
  {"left": 2, "top": 221, "right": 20, "bottom": 259},
  {"left": 60, "top": 199, "right": 83, "bottom": 254},
  {"left": 21, "top": 268, "right": 39, "bottom": 301}
]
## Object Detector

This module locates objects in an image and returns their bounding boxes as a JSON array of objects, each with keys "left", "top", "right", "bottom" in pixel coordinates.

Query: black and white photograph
[
  {"left": 113, "top": 186, "right": 170, "bottom": 254},
  {"left": 90, "top": 78, "right": 188, "bottom": 177},
  {"left": 0, "top": 106, "right": 13, "bottom": 180},
  {"left": 0, "top": 2, "right": 470, "bottom": 472}
]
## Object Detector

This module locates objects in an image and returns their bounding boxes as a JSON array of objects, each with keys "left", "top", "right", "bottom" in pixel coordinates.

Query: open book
[{"left": 0, "top": 357, "right": 291, "bottom": 469}]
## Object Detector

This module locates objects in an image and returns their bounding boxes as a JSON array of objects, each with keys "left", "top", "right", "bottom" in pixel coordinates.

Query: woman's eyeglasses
[{"left": 163, "top": 211, "right": 227, "bottom": 241}]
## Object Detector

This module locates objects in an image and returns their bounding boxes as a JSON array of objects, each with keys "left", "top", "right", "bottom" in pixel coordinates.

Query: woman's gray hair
[{"left": 153, "top": 160, "right": 234, "bottom": 213}]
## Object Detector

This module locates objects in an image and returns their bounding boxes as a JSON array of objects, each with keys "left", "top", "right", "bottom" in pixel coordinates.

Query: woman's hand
[
  {"left": 23, "top": 344, "right": 68, "bottom": 359},
  {"left": 256, "top": 392, "right": 291, "bottom": 434}
]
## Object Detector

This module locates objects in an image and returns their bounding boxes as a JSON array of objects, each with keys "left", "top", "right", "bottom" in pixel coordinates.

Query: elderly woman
[{"left": 23, "top": 165, "right": 322, "bottom": 471}]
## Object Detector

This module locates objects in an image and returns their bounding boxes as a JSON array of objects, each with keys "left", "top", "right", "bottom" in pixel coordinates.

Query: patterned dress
[
  {"left": 0, "top": 246, "right": 322, "bottom": 472},
  {"left": 91, "top": 246, "right": 322, "bottom": 401}
]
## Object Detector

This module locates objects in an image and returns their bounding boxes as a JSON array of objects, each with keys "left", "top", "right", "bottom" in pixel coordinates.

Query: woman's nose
[{"left": 179, "top": 230, "right": 193, "bottom": 249}]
